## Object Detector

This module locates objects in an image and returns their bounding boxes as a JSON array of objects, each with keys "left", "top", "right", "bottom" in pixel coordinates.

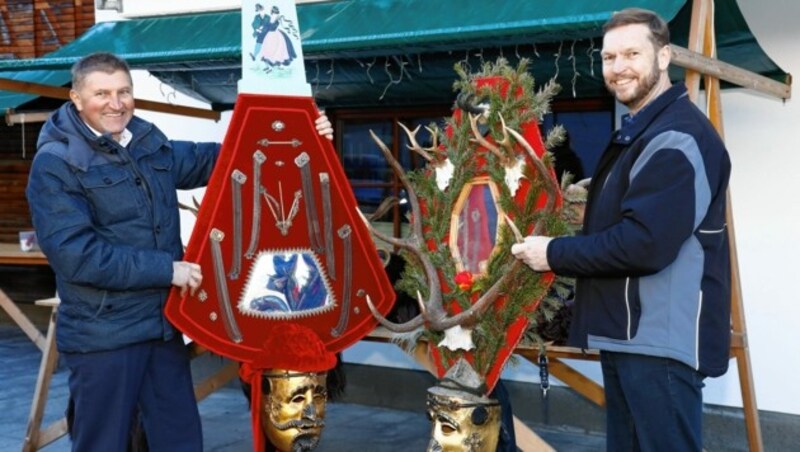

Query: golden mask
[
  {"left": 426, "top": 386, "right": 501, "bottom": 452},
  {"left": 262, "top": 370, "right": 328, "bottom": 452}
]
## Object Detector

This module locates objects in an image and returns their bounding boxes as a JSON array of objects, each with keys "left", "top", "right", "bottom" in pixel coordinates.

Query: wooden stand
[
  {"left": 683, "top": 1, "right": 763, "bottom": 450},
  {"left": 21, "top": 297, "right": 66, "bottom": 452}
]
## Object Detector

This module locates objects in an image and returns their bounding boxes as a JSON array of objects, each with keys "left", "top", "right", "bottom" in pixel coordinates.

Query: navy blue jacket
[
  {"left": 26, "top": 102, "right": 220, "bottom": 353},
  {"left": 547, "top": 84, "right": 731, "bottom": 377}
]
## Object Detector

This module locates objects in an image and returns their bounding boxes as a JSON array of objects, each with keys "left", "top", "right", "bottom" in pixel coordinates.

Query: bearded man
[{"left": 512, "top": 8, "right": 732, "bottom": 451}]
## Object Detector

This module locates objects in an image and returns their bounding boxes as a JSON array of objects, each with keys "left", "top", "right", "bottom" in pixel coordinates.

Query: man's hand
[
  {"left": 511, "top": 236, "right": 554, "bottom": 272},
  {"left": 172, "top": 261, "right": 203, "bottom": 297},
  {"left": 315, "top": 112, "right": 334, "bottom": 141}
]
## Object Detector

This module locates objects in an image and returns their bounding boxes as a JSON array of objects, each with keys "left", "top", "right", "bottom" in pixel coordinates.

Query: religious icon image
[
  {"left": 451, "top": 178, "right": 504, "bottom": 276},
  {"left": 239, "top": 250, "right": 334, "bottom": 319}
]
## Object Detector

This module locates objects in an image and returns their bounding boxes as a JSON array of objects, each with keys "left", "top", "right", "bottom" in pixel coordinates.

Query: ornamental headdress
[
  {"left": 167, "top": 1, "right": 395, "bottom": 450},
  {"left": 363, "top": 58, "right": 568, "bottom": 393},
  {"left": 238, "top": 323, "right": 336, "bottom": 451}
]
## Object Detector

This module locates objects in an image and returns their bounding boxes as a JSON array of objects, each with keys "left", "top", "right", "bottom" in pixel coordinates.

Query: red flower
[{"left": 454, "top": 271, "right": 474, "bottom": 291}]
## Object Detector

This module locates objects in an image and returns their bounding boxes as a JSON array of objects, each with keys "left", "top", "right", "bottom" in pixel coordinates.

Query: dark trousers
[
  {"left": 600, "top": 351, "right": 705, "bottom": 452},
  {"left": 492, "top": 379, "right": 517, "bottom": 452},
  {"left": 61, "top": 336, "right": 202, "bottom": 452}
]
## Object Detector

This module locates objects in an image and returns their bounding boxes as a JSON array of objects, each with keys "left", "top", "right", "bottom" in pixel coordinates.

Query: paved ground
[{"left": 0, "top": 324, "right": 604, "bottom": 451}]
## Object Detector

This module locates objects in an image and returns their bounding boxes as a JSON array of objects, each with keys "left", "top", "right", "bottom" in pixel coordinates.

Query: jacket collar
[
  {"left": 41, "top": 102, "right": 156, "bottom": 171},
  {"left": 612, "top": 82, "right": 689, "bottom": 146}
]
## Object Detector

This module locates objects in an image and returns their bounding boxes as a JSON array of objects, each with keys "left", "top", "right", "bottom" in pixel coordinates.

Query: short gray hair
[{"left": 71, "top": 52, "right": 131, "bottom": 90}]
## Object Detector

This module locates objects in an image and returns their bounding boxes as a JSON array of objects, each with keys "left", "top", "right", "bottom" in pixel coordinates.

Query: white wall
[
  {"left": 708, "top": 0, "right": 800, "bottom": 416},
  {"left": 113, "top": 0, "right": 800, "bottom": 416}
]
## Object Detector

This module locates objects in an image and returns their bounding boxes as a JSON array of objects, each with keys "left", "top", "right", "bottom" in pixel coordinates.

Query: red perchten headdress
[{"left": 239, "top": 323, "right": 336, "bottom": 451}]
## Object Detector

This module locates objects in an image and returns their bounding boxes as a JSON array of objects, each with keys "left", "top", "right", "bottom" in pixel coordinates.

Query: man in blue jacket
[
  {"left": 26, "top": 52, "right": 333, "bottom": 451},
  {"left": 512, "top": 9, "right": 731, "bottom": 451}
]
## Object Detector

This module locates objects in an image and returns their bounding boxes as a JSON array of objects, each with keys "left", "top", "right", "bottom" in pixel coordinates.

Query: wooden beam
[
  {"left": 0, "top": 77, "right": 221, "bottom": 121},
  {"left": 0, "top": 289, "right": 47, "bottom": 351},
  {"left": 194, "top": 361, "right": 239, "bottom": 402},
  {"left": 21, "top": 303, "right": 60, "bottom": 452},
  {"left": 5, "top": 108, "right": 52, "bottom": 125},
  {"left": 725, "top": 191, "right": 764, "bottom": 452},
  {"left": 671, "top": 44, "right": 791, "bottom": 100},
  {"left": 684, "top": 0, "right": 711, "bottom": 101},
  {"left": 35, "top": 418, "right": 68, "bottom": 449}
]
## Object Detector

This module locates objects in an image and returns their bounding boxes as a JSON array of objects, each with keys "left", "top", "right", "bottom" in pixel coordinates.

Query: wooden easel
[
  {"left": 681, "top": 1, "right": 766, "bottom": 450},
  {"left": 21, "top": 297, "right": 66, "bottom": 452}
]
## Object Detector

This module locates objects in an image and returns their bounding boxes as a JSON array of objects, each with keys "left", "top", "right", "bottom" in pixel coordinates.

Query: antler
[
  {"left": 468, "top": 113, "right": 515, "bottom": 165},
  {"left": 430, "top": 259, "right": 523, "bottom": 330},
  {"left": 504, "top": 126, "right": 559, "bottom": 235},
  {"left": 362, "top": 123, "right": 547, "bottom": 333},
  {"left": 366, "top": 196, "right": 399, "bottom": 222},
  {"left": 359, "top": 130, "right": 446, "bottom": 332},
  {"left": 398, "top": 122, "right": 440, "bottom": 163}
]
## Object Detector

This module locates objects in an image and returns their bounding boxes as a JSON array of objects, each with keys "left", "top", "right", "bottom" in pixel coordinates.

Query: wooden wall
[
  {"left": 0, "top": 122, "right": 42, "bottom": 243},
  {"left": 0, "top": 1, "right": 95, "bottom": 243},
  {"left": 0, "top": 0, "right": 95, "bottom": 59}
]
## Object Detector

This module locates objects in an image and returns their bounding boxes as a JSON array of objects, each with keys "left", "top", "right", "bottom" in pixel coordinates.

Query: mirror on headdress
[
  {"left": 449, "top": 177, "right": 505, "bottom": 276},
  {"left": 239, "top": 250, "right": 334, "bottom": 318}
]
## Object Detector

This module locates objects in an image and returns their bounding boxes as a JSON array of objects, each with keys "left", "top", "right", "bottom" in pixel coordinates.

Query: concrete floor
[{"left": 0, "top": 323, "right": 605, "bottom": 451}]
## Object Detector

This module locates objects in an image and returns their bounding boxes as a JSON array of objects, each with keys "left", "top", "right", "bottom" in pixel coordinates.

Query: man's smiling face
[
  {"left": 70, "top": 69, "right": 134, "bottom": 141},
  {"left": 601, "top": 23, "right": 669, "bottom": 115}
]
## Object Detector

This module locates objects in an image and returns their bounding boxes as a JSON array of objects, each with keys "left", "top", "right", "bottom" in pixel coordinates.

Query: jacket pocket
[
  {"left": 76, "top": 165, "right": 142, "bottom": 225},
  {"left": 85, "top": 289, "right": 162, "bottom": 323},
  {"left": 696, "top": 223, "right": 727, "bottom": 248},
  {"left": 586, "top": 277, "right": 641, "bottom": 340},
  {"left": 146, "top": 149, "right": 177, "bottom": 208}
]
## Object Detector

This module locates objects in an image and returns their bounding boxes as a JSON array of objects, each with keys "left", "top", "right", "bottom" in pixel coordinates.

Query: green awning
[
  {"left": 0, "top": 0, "right": 788, "bottom": 109},
  {"left": 0, "top": 70, "right": 71, "bottom": 112}
]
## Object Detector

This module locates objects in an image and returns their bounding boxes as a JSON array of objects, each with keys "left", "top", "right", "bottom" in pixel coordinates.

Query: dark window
[
  {"left": 332, "top": 107, "right": 450, "bottom": 238},
  {"left": 544, "top": 97, "right": 615, "bottom": 178}
]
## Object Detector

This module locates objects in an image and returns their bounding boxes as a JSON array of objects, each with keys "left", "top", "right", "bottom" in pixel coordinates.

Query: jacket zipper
[{"left": 624, "top": 277, "right": 632, "bottom": 340}]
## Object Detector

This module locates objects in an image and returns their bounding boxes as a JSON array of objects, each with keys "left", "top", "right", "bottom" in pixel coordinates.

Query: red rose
[{"left": 454, "top": 271, "right": 474, "bottom": 291}]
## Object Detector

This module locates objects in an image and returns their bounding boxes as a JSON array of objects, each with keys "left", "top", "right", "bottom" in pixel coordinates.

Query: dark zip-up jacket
[
  {"left": 26, "top": 102, "right": 220, "bottom": 353},
  {"left": 546, "top": 83, "right": 731, "bottom": 377}
]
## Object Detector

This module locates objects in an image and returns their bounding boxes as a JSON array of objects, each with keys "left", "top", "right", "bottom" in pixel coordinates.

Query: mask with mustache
[{"left": 262, "top": 370, "right": 328, "bottom": 451}]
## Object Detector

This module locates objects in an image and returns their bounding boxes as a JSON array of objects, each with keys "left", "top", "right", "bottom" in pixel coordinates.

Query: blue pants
[
  {"left": 600, "top": 351, "right": 705, "bottom": 452},
  {"left": 61, "top": 336, "right": 202, "bottom": 452}
]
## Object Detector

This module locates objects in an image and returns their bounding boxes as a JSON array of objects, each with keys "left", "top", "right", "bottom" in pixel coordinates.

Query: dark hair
[
  {"left": 71, "top": 52, "right": 131, "bottom": 90},
  {"left": 255, "top": 3, "right": 263, "bottom": 11},
  {"left": 271, "top": 6, "right": 279, "bottom": 14},
  {"left": 603, "top": 8, "right": 670, "bottom": 49}
]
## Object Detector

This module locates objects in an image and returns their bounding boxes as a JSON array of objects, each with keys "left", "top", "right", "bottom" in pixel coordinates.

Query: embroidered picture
[{"left": 240, "top": 250, "right": 334, "bottom": 318}]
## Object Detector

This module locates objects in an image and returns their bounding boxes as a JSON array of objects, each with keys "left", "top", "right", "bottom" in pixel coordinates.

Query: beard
[
  {"left": 606, "top": 56, "right": 660, "bottom": 111},
  {"left": 290, "top": 433, "right": 320, "bottom": 452}
]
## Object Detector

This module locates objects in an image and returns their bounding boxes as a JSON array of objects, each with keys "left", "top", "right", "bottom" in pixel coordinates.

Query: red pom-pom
[{"left": 250, "top": 323, "right": 336, "bottom": 372}]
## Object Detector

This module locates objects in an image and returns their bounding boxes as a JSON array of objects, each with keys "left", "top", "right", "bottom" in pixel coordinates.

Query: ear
[
  {"left": 657, "top": 45, "right": 671, "bottom": 71},
  {"left": 69, "top": 89, "right": 82, "bottom": 111}
]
